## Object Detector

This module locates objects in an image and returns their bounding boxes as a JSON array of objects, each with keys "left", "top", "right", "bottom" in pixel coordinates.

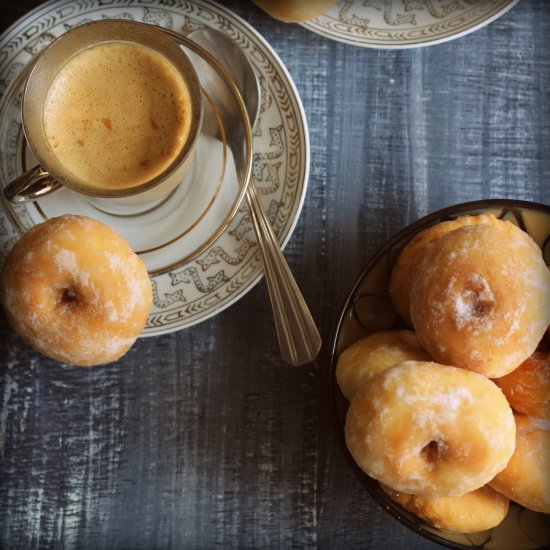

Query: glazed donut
[
  {"left": 252, "top": 0, "right": 338, "bottom": 22},
  {"left": 409, "top": 222, "right": 550, "bottom": 378},
  {"left": 0, "top": 215, "right": 152, "bottom": 366},
  {"left": 490, "top": 415, "right": 550, "bottom": 514},
  {"left": 493, "top": 352, "right": 550, "bottom": 421},
  {"left": 345, "top": 361, "right": 516, "bottom": 498},
  {"left": 380, "top": 484, "right": 509, "bottom": 534},
  {"left": 336, "top": 330, "right": 431, "bottom": 401},
  {"left": 389, "top": 214, "right": 499, "bottom": 325}
]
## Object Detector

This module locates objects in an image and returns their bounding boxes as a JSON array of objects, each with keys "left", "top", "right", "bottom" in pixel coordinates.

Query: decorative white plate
[
  {"left": 301, "top": 0, "right": 519, "bottom": 49},
  {"left": 0, "top": 0, "right": 310, "bottom": 336}
]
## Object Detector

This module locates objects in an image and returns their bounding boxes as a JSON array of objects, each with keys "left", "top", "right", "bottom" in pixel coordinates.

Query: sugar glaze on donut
[
  {"left": 336, "top": 330, "right": 431, "bottom": 401},
  {"left": 0, "top": 215, "right": 152, "bottom": 366},
  {"left": 380, "top": 483, "right": 509, "bottom": 534},
  {"left": 389, "top": 213, "right": 500, "bottom": 325},
  {"left": 409, "top": 222, "right": 550, "bottom": 378},
  {"left": 345, "top": 361, "right": 516, "bottom": 498},
  {"left": 490, "top": 414, "right": 550, "bottom": 514},
  {"left": 494, "top": 351, "right": 550, "bottom": 421}
]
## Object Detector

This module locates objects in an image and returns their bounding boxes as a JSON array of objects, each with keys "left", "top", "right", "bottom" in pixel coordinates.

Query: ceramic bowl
[{"left": 329, "top": 199, "right": 550, "bottom": 549}]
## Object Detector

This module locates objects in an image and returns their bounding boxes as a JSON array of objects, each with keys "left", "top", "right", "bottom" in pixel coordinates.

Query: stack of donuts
[{"left": 337, "top": 213, "right": 550, "bottom": 534}]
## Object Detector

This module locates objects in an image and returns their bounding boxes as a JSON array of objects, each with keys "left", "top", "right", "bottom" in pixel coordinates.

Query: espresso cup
[{"left": 4, "top": 20, "right": 203, "bottom": 215}]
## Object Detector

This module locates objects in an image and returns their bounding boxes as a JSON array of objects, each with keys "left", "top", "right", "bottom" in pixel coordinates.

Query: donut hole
[
  {"left": 453, "top": 274, "right": 495, "bottom": 327},
  {"left": 421, "top": 439, "right": 447, "bottom": 467},
  {"left": 468, "top": 293, "right": 494, "bottom": 318},
  {"left": 61, "top": 288, "right": 77, "bottom": 303},
  {"left": 58, "top": 286, "right": 82, "bottom": 308}
]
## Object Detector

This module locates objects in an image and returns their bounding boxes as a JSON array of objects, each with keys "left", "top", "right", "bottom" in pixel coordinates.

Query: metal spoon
[{"left": 188, "top": 28, "right": 321, "bottom": 366}]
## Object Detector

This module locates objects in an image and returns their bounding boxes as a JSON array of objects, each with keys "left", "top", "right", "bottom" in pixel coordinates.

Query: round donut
[
  {"left": 345, "top": 361, "right": 516, "bottom": 498},
  {"left": 380, "top": 484, "right": 509, "bottom": 533},
  {"left": 409, "top": 222, "right": 550, "bottom": 378},
  {"left": 490, "top": 415, "right": 550, "bottom": 514},
  {"left": 493, "top": 352, "right": 550, "bottom": 421},
  {"left": 0, "top": 215, "right": 152, "bottom": 366},
  {"left": 252, "top": 0, "right": 338, "bottom": 22},
  {"left": 336, "top": 330, "right": 431, "bottom": 401},
  {"left": 389, "top": 214, "right": 499, "bottom": 325}
]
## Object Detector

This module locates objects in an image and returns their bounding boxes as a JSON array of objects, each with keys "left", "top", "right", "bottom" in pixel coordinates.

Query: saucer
[
  {"left": 0, "top": 0, "right": 310, "bottom": 335},
  {"left": 301, "top": 0, "right": 519, "bottom": 49},
  {"left": 329, "top": 200, "right": 550, "bottom": 549}
]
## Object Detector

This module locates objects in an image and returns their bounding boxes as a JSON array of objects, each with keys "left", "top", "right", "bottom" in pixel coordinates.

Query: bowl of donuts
[{"left": 329, "top": 199, "right": 550, "bottom": 549}]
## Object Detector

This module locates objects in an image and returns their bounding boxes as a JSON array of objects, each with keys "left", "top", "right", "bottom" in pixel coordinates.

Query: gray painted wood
[{"left": 1, "top": 1, "right": 549, "bottom": 548}]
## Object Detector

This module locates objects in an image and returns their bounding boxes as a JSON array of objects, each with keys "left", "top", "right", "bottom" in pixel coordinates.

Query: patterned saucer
[
  {"left": 329, "top": 200, "right": 550, "bottom": 549},
  {"left": 0, "top": 0, "right": 310, "bottom": 336},
  {"left": 301, "top": 0, "right": 519, "bottom": 49}
]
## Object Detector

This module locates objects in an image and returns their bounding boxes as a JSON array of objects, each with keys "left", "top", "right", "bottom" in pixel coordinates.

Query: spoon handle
[{"left": 247, "top": 181, "right": 322, "bottom": 366}]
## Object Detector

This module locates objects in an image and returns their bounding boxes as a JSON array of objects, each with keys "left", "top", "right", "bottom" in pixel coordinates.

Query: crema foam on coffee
[{"left": 43, "top": 42, "right": 192, "bottom": 190}]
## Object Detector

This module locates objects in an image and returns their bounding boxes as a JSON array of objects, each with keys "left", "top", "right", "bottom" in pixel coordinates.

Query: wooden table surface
[{"left": 1, "top": 1, "right": 549, "bottom": 548}]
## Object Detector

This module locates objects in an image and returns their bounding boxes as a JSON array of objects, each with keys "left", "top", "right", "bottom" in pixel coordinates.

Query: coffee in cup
[
  {"left": 5, "top": 20, "right": 203, "bottom": 214},
  {"left": 44, "top": 41, "right": 192, "bottom": 192}
]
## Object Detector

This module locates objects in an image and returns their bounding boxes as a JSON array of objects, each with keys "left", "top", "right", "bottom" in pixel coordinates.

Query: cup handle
[{"left": 3, "top": 165, "right": 63, "bottom": 203}]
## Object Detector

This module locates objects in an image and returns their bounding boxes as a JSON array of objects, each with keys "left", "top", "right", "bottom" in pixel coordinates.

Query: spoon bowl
[{"left": 188, "top": 29, "right": 260, "bottom": 127}]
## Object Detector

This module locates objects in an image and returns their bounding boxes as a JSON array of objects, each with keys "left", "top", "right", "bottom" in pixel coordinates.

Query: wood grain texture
[{"left": 1, "top": 0, "right": 549, "bottom": 548}]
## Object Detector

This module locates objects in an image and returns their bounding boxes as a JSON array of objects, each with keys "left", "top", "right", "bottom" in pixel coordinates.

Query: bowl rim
[{"left": 327, "top": 198, "right": 550, "bottom": 549}]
